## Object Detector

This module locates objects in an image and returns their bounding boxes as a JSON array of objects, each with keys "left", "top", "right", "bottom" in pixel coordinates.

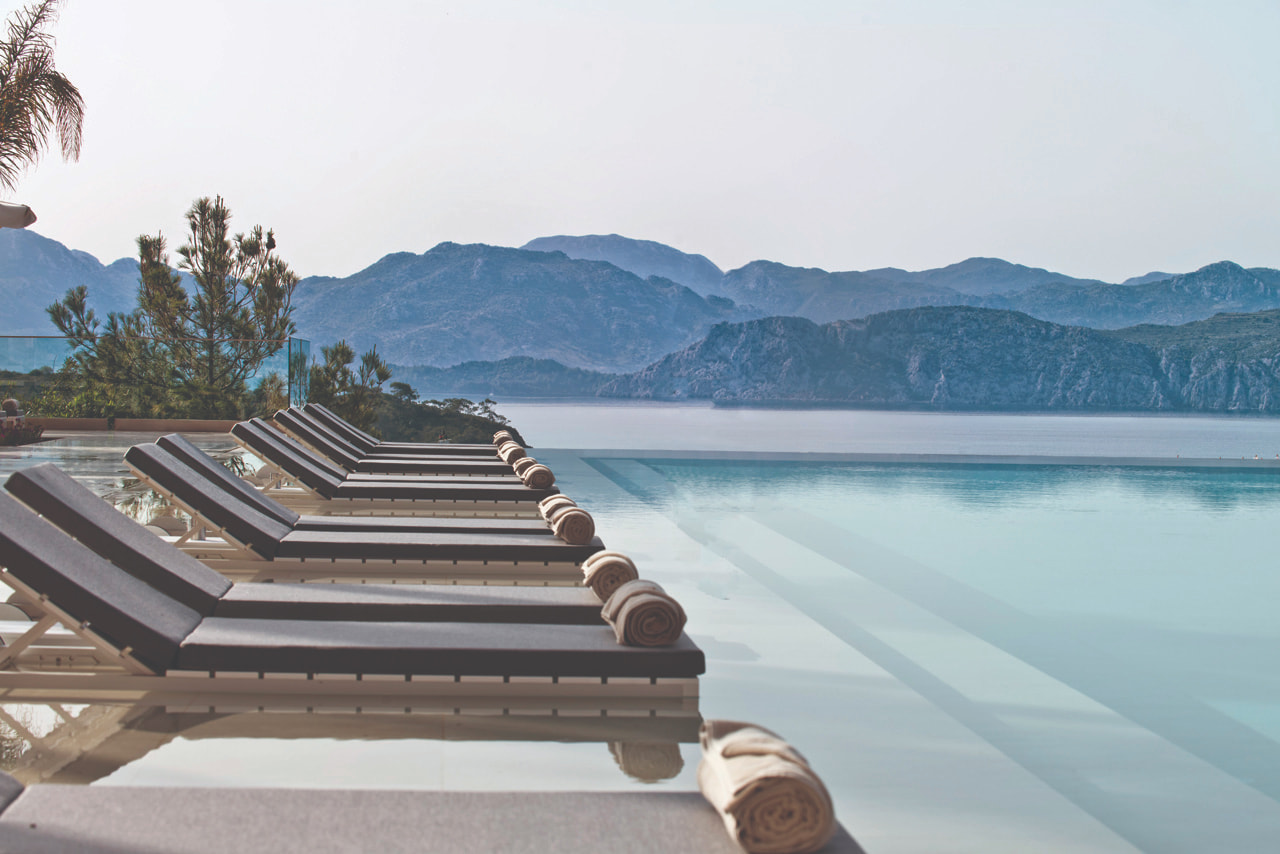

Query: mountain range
[
  {"left": 292, "top": 242, "right": 749, "bottom": 372},
  {"left": 3, "top": 229, "right": 1280, "bottom": 413},
  {"left": 0, "top": 229, "right": 141, "bottom": 333}
]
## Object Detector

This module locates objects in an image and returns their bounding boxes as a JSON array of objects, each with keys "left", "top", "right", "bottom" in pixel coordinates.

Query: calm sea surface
[{"left": 499, "top": 400, "right": 1280, "bottom": 458}]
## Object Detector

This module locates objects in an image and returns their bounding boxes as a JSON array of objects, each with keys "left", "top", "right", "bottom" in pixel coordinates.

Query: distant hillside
[
  {"left": 391, "top": 357, "right": 613, "bottom": 398},
  {"left": 990, "top": 261, "right": 1280, "bottom": 328},
  {"left": 0, "top": 229, "right": 140, "bottom": 334},
  {"left": 862, "top": 257, "right": 1105, "bottom": 296},
  {"left": 521, "top": 234, "right": 724, "bottom": 295},
  {"left": 293, "top": 242, "right": 753, "bottom": 372},
  {"left": 718, "top": 260, "right": 982, "bottom": 323},
  {"left": 603, "top": 308, "right": 1171, "bottom": 409},
  {"left": 600, "top": 305, "right": 1280, "bottom": 412},
  {"left": 1121, "top": 271, "right": 1175, "bottom": 286}
]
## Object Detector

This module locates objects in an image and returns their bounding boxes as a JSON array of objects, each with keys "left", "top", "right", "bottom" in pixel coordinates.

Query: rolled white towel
[
  {"left": 549, "top": 505, "right": 595, "bottom": 545},
  {"left": 697, "top": 720, "right": 835, "bottom": 854},
  {"left": 493, "top": 430, "right": 514, "bottom": 445},
  {"left": 581, "top": 550, "right": 639, "bottom": 600},
  {"left": 601, "top": 579, "right": 686, "bottom": 647},
  {"left": 520, "top": 463, "right": 556, "bottom": 490},
  {"left": 538, "top": 495, "right": 577, "bottom": 521},
  {"left": 498, "top": 441, "right": 526, "bottom": 463}
]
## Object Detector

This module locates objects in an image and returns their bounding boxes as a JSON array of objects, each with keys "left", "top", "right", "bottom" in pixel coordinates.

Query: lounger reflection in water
[
  {"left": 0, "top": 491, "right": 703, "bottom": 697},
  {"left": 0, "top": 719, "right": 860, "bottom": 854},
  {"left": 230, "top": 418, "right": 559, "bottom": 515}
]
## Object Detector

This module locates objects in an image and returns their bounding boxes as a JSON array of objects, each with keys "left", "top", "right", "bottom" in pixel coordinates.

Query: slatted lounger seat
[
  {"left": 112, "top": 448, "right": 600, "bottom": 583},
  {"left": 0, "top": 783, "right": 864, "bottom": 853},
  {"left": 0, "top": 491, "right": 704, "bottom": 698},
  {"left": 4, "top": 466, "right": 608, "bottom": 623},
  {"left": 306, "top": 401, "right": 502, "bottom": 457},
  {"left": 231, "top": 418, "right": 556, "bottom": 516},
  {"left": 131, "top": 436, "right": 556, "bottom": 538},
  {"left": 274, "top": 407, "right": 516, "bottom": 476}
]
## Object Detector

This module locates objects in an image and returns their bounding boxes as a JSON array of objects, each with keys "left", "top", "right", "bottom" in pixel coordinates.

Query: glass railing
[{"left": 0, "top": 335, "right": 311, "bottom": 406}]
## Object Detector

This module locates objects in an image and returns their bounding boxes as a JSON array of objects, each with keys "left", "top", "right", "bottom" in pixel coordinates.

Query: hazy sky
[{"left": 6, "top": 0, "right": 1278, "bottom": 281}]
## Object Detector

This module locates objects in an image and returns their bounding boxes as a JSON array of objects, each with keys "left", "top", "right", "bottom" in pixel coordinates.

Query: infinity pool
[{"left": 3, "top": 427, "right": 1278, "bottom": 852}]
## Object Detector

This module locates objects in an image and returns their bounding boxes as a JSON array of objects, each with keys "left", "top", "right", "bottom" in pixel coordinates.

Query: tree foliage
[
  {"left": 0, "top": 0, "right": 82, "bottom": 192},
  {"left": 307, "top": 340, "right": 392, "bottom": 433},
  {"left": 47, "top": 196, "right": 299, "bottom": 418},
  {"left": 377, "top": 384, "right": 517, "bottom": 445}
]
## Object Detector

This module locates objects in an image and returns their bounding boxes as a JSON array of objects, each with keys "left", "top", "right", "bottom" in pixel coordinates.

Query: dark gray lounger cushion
[
  {"left": 151, "top": 437, "right": 538, "bottom": 532},
  {"left": 216, "top": 584, "right": 604, "bottom": 623},
  {"left": 272, "top": 530, "right": 601, "bottom": 562},
  {"left": 233, "top": 419, "right": 557, "bottom": 501},
  {"left": 273, "top": 408, "right": 364, "bottom": 470},
  {"left": 289, "top": 407, "right": 500, "bottom": 463},
  {"left": 305, "top": 402, "right": 498, "bottom": 457},
  {"left": 0, "top": 789, "right": 866, "bottom": 854},
  {"left": 231, "top": 420, "right": 347, "bottom": 498},
  {"left": 177, "top": 619, "right": 705, "bottom": 677},
  {"left": 0, "top": 773, "right": 21, "bottom": 815},
  {"left": 0, "top": 492, "right": 200, "bottom": 672},
  {"left": 156, "top": 433, "right": 300, "bottom": 526},
  {"left": 279, "top": 409, "right": 510, "bottom": 474},
  {"left": 4, "top": 464, "right": 232, "bottom": 613},
  {"left": 125, "top": 444, "right": 292, "bottom": 559}
]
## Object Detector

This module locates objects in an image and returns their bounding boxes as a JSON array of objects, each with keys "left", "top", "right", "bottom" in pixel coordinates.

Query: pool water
[{"left": 4, "top": 419, "right": 1280, "bottom": 853}]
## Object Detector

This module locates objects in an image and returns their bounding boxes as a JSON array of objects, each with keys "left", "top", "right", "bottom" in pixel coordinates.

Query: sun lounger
[
  {"left": 0, "top": 490, "right": 703, "bottom": 697},
  {"left": 274, "top": 408, "right": 516, "bottom": 476},
  {"left": 231, "top": 418, "right": 557, "bottom": 515},
  {"left": 111, "top": 448, "right": 600, "bottom": 582},
  {"left": 306, "top": 401, "right": 502, "bottom": 457},
  {"left": 5, "top": 464, "right": 609, "bottom": 621},
  {"left": 134, "top": 435, "right": 556, "bottom": 538}
]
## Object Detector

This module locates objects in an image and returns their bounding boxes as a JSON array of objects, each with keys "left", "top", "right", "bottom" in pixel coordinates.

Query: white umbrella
[{"left": 0, "top": 202, "right": 37, "bottom": 229}]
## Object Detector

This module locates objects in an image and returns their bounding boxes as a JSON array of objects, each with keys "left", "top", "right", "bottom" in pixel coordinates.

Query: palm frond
[{"left": 0, "top": 0, "right": 82, "bottom": 192}]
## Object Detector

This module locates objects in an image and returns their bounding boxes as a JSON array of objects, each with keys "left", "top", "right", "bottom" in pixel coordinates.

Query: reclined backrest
[
  {"left": 230, "top": 419, "right": 345, "bottom": 499},
  {"left": 155, "top": 433, "right": 300, "bottom": 528},
  {"left": 5, "top": 464, "right": 232, "bottom": 613},
  {"left": 124, "top": 444, "right": 291, "bottom": 559},
  {"left": 284, "top": 407, "right": 372, "bottom": 461},
  {"left": 273, "top": 409, "right": 363, "bottom": 471},
  {"left": 0, "top": 491, "right": 202, "bottom": 673},
  {"left": 305, "top": 402, "right": 378, "bottom": 451}
]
